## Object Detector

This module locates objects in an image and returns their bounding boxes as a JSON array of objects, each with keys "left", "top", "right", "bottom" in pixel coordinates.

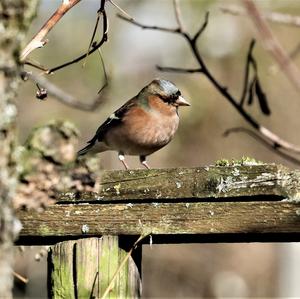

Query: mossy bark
[{"left": 0, "top": 1, "right": 38, "bottom": 297}]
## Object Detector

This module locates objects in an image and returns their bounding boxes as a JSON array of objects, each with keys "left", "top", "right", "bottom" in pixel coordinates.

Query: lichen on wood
[
  {"left": 17, "top": 201, "right": 300, "bottom": 239},
  {"left": 59, "top": 164, "right": 300, "bottom": 202},
  {"left": 49, "top": 237, "right": 141, "bottom": 299},
  {"left": 16, "top": 164, "right": 300, "bottom": 242}
]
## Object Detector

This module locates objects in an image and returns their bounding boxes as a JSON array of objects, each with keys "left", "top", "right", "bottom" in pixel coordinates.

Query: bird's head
[{"left": 140, "top": 79, "right": 190, "bottom": 108}]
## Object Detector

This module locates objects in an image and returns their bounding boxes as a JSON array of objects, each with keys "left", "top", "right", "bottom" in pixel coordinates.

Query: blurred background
[{"left": 14, "top": 0, "right": 300, "bottom": 297}]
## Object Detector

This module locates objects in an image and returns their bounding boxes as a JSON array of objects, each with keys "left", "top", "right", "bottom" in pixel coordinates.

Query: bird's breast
[{"left": 104, "top": 106, "right": 179, "bottom": 155}]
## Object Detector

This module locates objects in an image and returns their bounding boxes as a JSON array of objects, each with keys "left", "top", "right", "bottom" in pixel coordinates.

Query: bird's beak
[{"left": 176, "top": 96, "right": 191, "bottom": 106}]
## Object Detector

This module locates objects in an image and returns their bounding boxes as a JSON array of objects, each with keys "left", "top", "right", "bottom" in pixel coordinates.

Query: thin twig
[
  {"left": 119, "top": 8, "right": 300, "bottom": 160},
  {"left": 240, "top": 39, "right": 256, "bottom": 106},
  {"left": 89, "top": 271, "right": 99, "bottom": 299},
  {"left": 224, "top": 127, "right": 300, "bottom": 166},
  {"left": 221, "top": 4, "right": 300, "bottom": 77},
  {"left": 13, "top": 271, "right": 29, "bottom": 284},
  {"left": 101, "top": 234, "right": 148, "bottom": 299},
  {"left": 21, "top": 0, "right": 82, "bottom": 61},
  {"left": 83, "top": 8, "right": 102, "bottom": 68},
  {"left": 48, "top": 5, "right": 108, "bottom": 74},
  {"left": 269, "top": 41, "right": 300, "bottom": 75},
  {"left": 97, "top": 48, "right": 108, "bottom": 94},
  {"left": 192, "top": 12, "right": 209, "bottom": 43},
  {"left": 243, "top": 0, "right": 300, "bottom": 93},
  {"left": 156, "top": 66, "right": 202, "bottom": 73},
  {"left": 26, "top": 72, "right": 108, "bottom": 111},
  {"left": 220, "top": 4, "right": 300, "bottom": 28},
  {"left": 24, "top": 59, "right": 48, "bottom": 72},
  {"left": 290, "top": 42, "right": 300, "bottom": 61},
  {"left": 117, "top": 13, "right": 181, "bottom": 34},
  {"left": 22, "top": 0, "right": 108, "bottom": 110},
  {"left": 109, "top": 0, "right": 133, "bottom": 20},
  {"left": 173, "top": 0, "right": 184, "bottom": 32}
]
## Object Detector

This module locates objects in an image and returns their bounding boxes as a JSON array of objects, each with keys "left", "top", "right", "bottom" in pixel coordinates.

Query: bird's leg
[
  {"left": 140, "top": 155, "right": 150, "bottom": 169},
  {"left": 118, "top": 152, "right": 129, "bottom": 170}
]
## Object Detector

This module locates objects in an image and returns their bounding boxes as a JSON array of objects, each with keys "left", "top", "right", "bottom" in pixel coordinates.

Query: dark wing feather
[
  {"left": 88, "top": 96, "right": 138, "bottom": 144},
  {"left": 78, "top": 96, "right": 139, "bottom": 156}
]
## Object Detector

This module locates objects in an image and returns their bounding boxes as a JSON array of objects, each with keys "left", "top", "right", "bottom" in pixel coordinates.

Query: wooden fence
[{"left": 16, "top": 164, "right": 300, "bottom": 298}]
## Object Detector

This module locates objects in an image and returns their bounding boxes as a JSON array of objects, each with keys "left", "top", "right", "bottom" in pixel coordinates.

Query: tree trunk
[{"left": 0, "top": 1, "right": 38, "bottom": 297}]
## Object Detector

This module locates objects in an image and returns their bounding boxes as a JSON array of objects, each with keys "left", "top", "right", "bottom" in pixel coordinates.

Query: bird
[{"left": 78, "top": 78, "right": 190, "bottom": 169}]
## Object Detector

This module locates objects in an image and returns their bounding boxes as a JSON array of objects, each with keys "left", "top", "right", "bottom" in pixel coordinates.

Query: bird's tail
[{"left": 77, "top": 142, "right": 95, "bottom": 156}]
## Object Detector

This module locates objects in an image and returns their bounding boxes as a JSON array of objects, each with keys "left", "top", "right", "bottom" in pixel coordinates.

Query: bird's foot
[
  {"left": 141, "top": 160, "right": 150, "bottom": 169},
  {"left": 140, "top": 155, "right": 150, "bottom": 169},
  {"left": 118, "top": 153, "right": 129, "bottom": 170}
]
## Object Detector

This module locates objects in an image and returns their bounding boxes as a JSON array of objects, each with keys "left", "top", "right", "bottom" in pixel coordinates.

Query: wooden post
[{"left": 48, "top": 236, "right": 141, "bottom": 298}]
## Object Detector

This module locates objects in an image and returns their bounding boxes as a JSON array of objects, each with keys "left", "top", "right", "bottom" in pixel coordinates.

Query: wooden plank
[
  {"left": 49, "top": 240, "right": 76, "bottom": 299},
  {"left": 49, "top": 237, "right": 141, "bottom": 298},
  {"left": 18, "top": 202, "right": 300, "bottom": 240},
  {"left": 59, "top": 164, "right": 300, "bottom": 202},
  {"left": 17, "top": 165, "right": 300, "bottom": 244},
  {"left": 76, "top": 238, "right": 99, "bottom": 298}
]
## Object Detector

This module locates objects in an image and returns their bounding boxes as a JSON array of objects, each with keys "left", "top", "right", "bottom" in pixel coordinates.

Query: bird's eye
[
  {"left": 171, "top": 91, "right": 180, "bottom": 101},
  {"left": 157, "top": 92, "right": 179, "bottom": 104}
]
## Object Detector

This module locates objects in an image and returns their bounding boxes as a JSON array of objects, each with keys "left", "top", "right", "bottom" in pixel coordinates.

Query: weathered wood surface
[
  {"left": 17, "top": 165, "right": 300, "bottom": 243},
  {"left": 18, "top": 201, "right": 300, "bottom": 236},
  {"left": 59, "top": 164, "right": 300, "bottom": 202},
  {"left": 49, "top": 237, "right": 141, "bottom": 299}
]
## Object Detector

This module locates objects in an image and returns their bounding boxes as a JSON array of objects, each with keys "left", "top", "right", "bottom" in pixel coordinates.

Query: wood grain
[
  {"left": 18, "top": 202, "right": 300, "bottom": 237},
  {"left": 17, "top": 165, "right": 300, "bottom": 244},
  {"left": 49, "top": 237, "right": 141, "bottom": 298},
  {"left": 59, "top": 164, "right": 300, "bottom": 202}
]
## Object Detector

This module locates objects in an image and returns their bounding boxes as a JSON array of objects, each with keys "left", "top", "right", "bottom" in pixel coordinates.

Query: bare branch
[
  {"left": 120, "top": 6, "right": 300, "bottom": 164},
  {"left": 243, "top": 0, "right": 300, "bottom": 93},
  {"left": 25, "top": 72, "right": 108, "bottom": 111},
  {"left": 220, "top": 4, "right": 300, "bottom": 28},
  {"left": 240, "top": 40, "right": 256, "bottom": 106},
  {"left": 259, "top": 126, "right": 300, "bottom": 153},
  {"left": 173, "top": 0, "right": 185, "bottom": 33},
  {"left": 13, "top": 271, "right": 29, "bottom": 284},
  {"left": 156, "top": 66, "right": 202, "bottom": 73},
  {"left": 21, "top": 0, "right": 82, "bottom": 61},
  {"left": 224, "top": 127, "right": 300, "bottom": 165},
  {"left": 82, "top": 8, "right": 102, "bottom": 68},
  {"left": 289, "top": 42, "right": 300, "bottom": 61},
  {"left": 47, "top": 7, "right": 108, "bottom": 74},
  {"left": 24, "top": 59, "right": 48, "bottom": 72},
  {"left": 117, "top": 13, "right": 181, "bottom": 34},
  {"left": 21, "top": 0, "right": 109, "bottom": 112},
  {"left": 270, "top": 41, "right": 300, "bottom": 75},
  {"left": 96, "top": 48, "right": 108, "bottom": 94},
  {"left": 192, "top": 12, "right": 209, "bottom": 43},
  {"left": 109, "top": 0, "right": 133, "bottom": 20}
]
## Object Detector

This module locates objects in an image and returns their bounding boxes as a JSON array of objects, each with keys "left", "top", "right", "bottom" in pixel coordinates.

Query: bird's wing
[{"left": 87, "top": 96, "right": 138, "bottom": 144}]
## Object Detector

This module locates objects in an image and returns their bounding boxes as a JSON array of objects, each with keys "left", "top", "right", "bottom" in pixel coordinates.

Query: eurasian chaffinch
[{"left": 78, "top": 79, "right": 190, "bottom": 169}]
